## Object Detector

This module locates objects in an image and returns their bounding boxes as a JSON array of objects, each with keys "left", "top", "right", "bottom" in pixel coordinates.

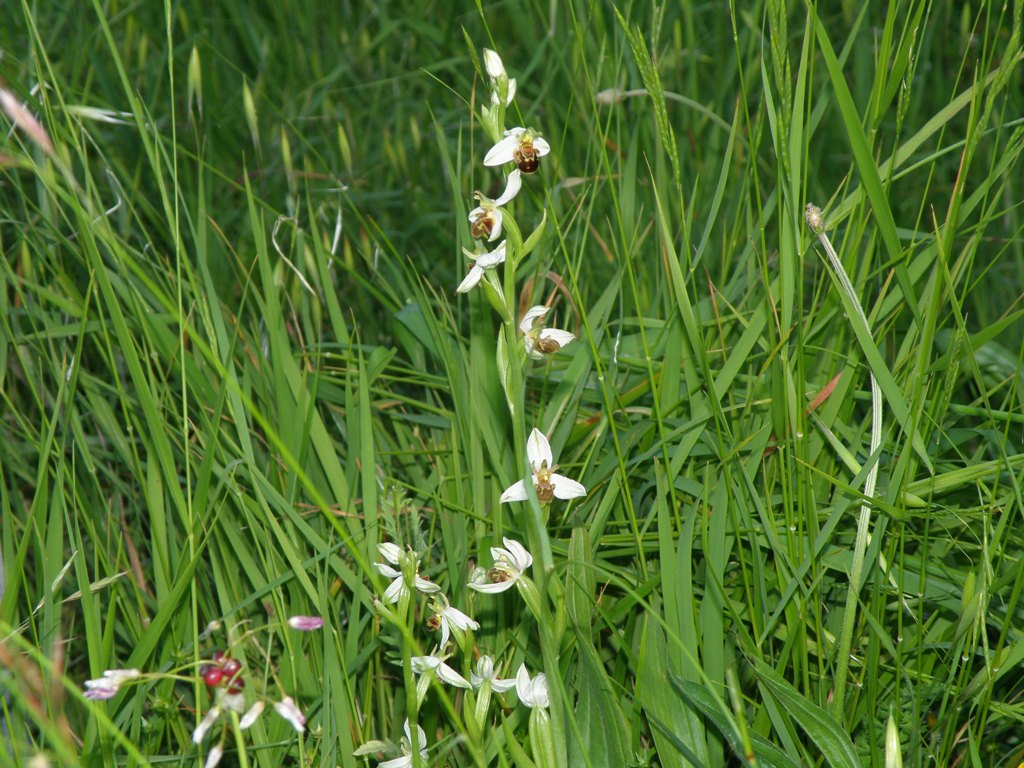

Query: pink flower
[
  {"left": 273, "top": 696, "right": 306, "bottom": 732},
  {"left": 83, "top": 668, "right": 141, "bottom": 700},
  {"left": 287, "top": 615, "right": 324, "bottom": 631}
]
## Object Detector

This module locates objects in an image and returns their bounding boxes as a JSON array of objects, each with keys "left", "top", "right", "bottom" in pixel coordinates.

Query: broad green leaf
[{"left": 753, "top": 659, "right": 862, "bottom": 768}]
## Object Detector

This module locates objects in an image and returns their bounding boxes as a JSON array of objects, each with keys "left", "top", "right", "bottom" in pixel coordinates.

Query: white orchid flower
[
  {"left": 484, "top": 127, "right": 550, "bottom": 174},
  {"left": 515, "top": 663, "right": 550, "bottom": 708},
  {"left": 468, "top": 537, "right": 532, "bottom": 594},
  {"left": 410, "top": 653, "right": 472, "bottom": 689},
  {"left": 456, "top": 240, "right": 506, "bottom": 294},
  {"left": 471, "top": 655, "right": 517, "bottom": 692},
  {"left": 520, "top": 305, "right": 575, "bottom": 359},
  {"left": 379, "top": 719, "right": 429, "bottom": 768},
  {"left": 374, "top": 543, "right": 441, "bottom": 604},
  {"left": 469, "top": 170, "right": 521, "bottom": 241},
  {"left": 426, "top": 595, "right": 479, "bottom": 648},
  {"left": 500, "top": 428, "right": 587, "bottom": 504}
]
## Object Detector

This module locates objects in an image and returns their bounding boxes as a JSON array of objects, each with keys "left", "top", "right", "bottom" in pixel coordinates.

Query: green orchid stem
[
  {"left": 807, "top": 204, "right": 883, "bottom": 725},
  {"left": 395, "top": 590, "right": 423, "bottom": 768},
  {"left": 500, "top": 240, "right": 553, "bottom": 577}
]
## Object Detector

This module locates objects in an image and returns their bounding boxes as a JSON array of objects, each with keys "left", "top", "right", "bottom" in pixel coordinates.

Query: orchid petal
[
  {"left": 413, "top": 575, "right": 441, "bottom": 594},
  {"left": 540, "top": 328, "right": 575, "bottom": 347},
  {"left": 378, "top": 542, "right": 403, "bottom": 564},
  {"left": 468, "top": 578, "right": 517, "bottom": 594},
  {"left": 520, "top": 305, "right": 549, "bottom": 334},
  {"left": 551, "top": 474, "right": 587, "bottom": 499},
  {"left": 374, "top": 562, "right": 401, "bottom": 579},
  {"left": 382, "top": 577, "right": 405, "bottom": 604},
  {"left": 484, "top": 130, "right": 524, "bottom": 165},
  {"left": 502, "top": 538, "right": 533, "bottom": 570},
  {"left": 493, "top": 169, "right": 522, "bottom": 206},
  {"left": 499, "top": 479, "right": 529, "bottom": 503},
  {"left": 436, "top": 662, "right": 472, "bottom": 688},
  {"left": 526, "top": 428, "right": 553, "bottom": 469},
  {"left": 456, "top": 265, "right": 485, "bottom": 293},
  {"left": 378, "top": 757, "right": 413, "bottom": 768}
]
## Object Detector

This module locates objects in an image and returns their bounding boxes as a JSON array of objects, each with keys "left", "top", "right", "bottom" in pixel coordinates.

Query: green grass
[{"left": 3, "top": 1, "right": 1024, "bottom": 766}]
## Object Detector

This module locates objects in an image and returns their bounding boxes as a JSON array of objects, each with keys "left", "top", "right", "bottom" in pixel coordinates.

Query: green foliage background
[{"left": 3, "top": 0, "right": 1024, "bottom": 766}]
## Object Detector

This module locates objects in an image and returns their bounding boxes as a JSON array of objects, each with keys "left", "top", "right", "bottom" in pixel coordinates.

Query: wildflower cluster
[
  {"left": 83, "top": 616, "right": 322, "bottom": 768},
  {"left": 360, "top": 538, "right": 551, "bottom": 766}
]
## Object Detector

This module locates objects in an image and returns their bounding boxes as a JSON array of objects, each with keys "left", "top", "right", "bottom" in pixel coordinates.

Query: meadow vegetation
[{"left": 3, "top": 1, "right": 1024, "bottom": 766}]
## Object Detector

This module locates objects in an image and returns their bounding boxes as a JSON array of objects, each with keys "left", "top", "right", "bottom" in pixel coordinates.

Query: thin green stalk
[{"left": 806, "top": 204, "right": 883, "bottom": 724}]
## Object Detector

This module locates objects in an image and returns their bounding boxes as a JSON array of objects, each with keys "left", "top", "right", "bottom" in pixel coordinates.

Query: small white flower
[
  {"left": 500, "top": 428, "right": 586, "bottom": 504},
  {"left": 484, "top": 127, "right": 550, "bottom": 174},
  {"left": 456, "top": 240, "right": 506, "bottom": 294},
  {"left": 192, "top": 706, "right": 222, "bottom": 744},
  {"left": 203, "top": 744, "right": 224, "bottom": 768},
  {"left": 239, "top": 700, "right": 265, "bottom": 730},
  {"left": 273, "top": 695, "right": 306, "bottom": 732},
  {"left": 469, "top": 170, "right": 521, "bottom": 241},
  {"left": 83, "top": 668, "right": 141, "bottom": 699},
  {"left": 410, "top": 653, "right": 472, "bottom": 688},
  {"left": 515, "top": 664, "right": 550, "bottom": 708},
  {"left": 374, "top": 543, "right": 441, "bottom": 604},
  {"left": 520, "top": 305, "right": 575, "bottom": 359},
  {"left": 287, "top": 615, "right": 324, "bottom": 631},
  {"left": 379, "top": 719, "right": 429, "bottom": 768},
  {"left": 468, "top": 537, "right": 533, "bottom": 594},
  {"left": 471, "top": 655, "right": 517, "bottom": 692},
  {"left": 427, "top": 595, "right": 479, "bottom": 648}
]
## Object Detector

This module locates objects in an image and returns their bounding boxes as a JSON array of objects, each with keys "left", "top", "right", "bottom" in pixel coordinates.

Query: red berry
[
  {"left": 222, "top": 659, "right": 242, "bottom": 678},
  {"left": 227, "top": 678, "right": 245, "bottom": 694},
  {"left": 212, "top": 650, "right": 226, "bottom": 664},
  {"left": 203, "top": 667, "right": 224, "bottom": 687}
]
